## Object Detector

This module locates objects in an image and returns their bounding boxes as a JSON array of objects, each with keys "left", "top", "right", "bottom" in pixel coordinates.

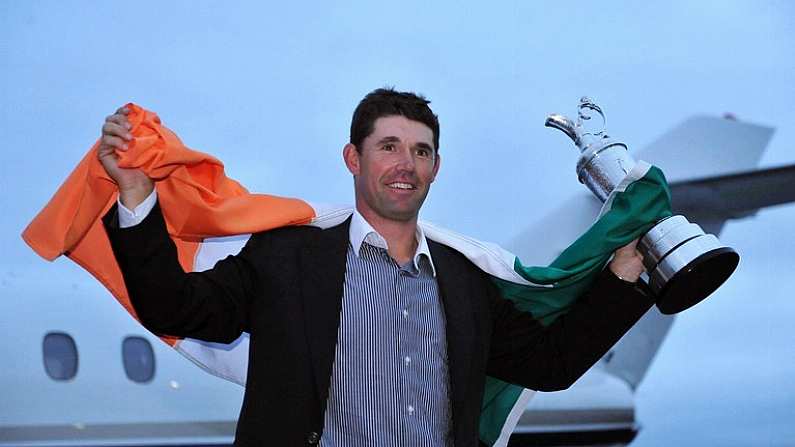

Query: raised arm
[
  {"left": 487, "top": 241, "right": 654, "bottom": 391},
  {"left": 104, "top": 201, "right": 259, "bottom": 343},
  {"left": 98, "top": 106, "right": 256, "bottom": 343}
]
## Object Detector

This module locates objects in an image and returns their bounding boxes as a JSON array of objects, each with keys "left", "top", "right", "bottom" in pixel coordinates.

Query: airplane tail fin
[
  {"left": 634, "top": 115, "right": 774, "bottom": 183},
  {"left": 600, "top": 308, "right": 674, "bottom": 389}
]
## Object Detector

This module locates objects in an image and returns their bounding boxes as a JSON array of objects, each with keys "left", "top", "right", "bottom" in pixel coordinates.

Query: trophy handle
[
  {"left": 544, "top": 114, "right": 578, "bottom": 143},
  {"left": 545, "top": 97, "right": 609, "bottom": 148},
  {"left": 577, "top": 96, "right": 607, "bottom": 139}
]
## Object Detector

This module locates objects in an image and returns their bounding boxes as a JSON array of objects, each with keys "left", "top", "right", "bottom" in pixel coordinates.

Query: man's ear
[
  {"left": 430, "top": 153, "right": 441, "bottom": 182},
  {"left": 343, "top": 143, "right": 360, "bottom": 176}
]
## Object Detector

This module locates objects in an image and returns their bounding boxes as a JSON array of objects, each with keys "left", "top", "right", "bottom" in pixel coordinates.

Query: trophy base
[{"left": 654, "top": 247, "right": 740, "bottom": 315}]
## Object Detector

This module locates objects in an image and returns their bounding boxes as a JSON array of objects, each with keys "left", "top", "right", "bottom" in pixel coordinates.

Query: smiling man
[
  {"left": 99, "top": 88, "right": 653, "bottom": 446},
  {"left": 343, "top": 111, "right": 440, "bottom": 264}
]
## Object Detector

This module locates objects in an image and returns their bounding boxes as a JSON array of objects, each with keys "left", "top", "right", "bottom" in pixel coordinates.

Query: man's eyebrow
[
  {"left": 376, "top": 136, "right": 401, "bottom": 145},
  {"left": 413, "top": 142, "right": 434, "bottom": 152},
  {"left": 376, "top": 136, "right": 435, "bottom": 152}
]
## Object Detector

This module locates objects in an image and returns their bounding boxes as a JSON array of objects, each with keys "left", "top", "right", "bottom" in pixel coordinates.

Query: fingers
[
  {"left": 101, "top": 107, "right": 134, "bottom": 151},
  {"left": 629, "top": 251, "right": 645, "bottom": 270},
  {"left": 100, "top": 134, "right": 128, "bottom": 152},
  {"left": 626, "top": 243, "right": 645, "bottom": 267},
  {"left": 609, "top": 252, "right": 646, "bottom": 283},
  {"left": 609, "top": 237, "right": 646, "bottom": 282},
  {"left": 614, "top": 238, "right": 641, "bottom": 259},
  {"left": 102, "top": 121, "right": 133, "bottom": 142},
  {"left": 105, "top": 113, "right": 132, "bottom": 132}
]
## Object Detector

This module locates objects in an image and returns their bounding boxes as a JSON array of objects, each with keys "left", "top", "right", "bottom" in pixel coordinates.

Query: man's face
[{"left": 344, "top": 115, "right": 440, "bottom": 223}]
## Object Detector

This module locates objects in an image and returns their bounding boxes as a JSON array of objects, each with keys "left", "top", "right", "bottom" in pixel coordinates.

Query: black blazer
[{"left": 104, "top": 203, "right": 653, "bottom": 447}]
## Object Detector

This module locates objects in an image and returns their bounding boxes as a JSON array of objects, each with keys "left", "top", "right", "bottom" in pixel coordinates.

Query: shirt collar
[{"left": 349, "top": 210, "right": 436, "bottom": 277}]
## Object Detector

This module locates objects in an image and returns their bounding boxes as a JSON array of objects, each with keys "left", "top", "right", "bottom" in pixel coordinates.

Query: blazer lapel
[
  {"left": 300, "top": 217, "right": 351, "bottom": 406},
  {"left": 429, "top": 240, "right": 476, "bottom": 427}
]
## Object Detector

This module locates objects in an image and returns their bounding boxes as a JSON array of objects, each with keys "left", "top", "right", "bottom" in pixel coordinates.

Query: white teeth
[{"left": 388, "top": 182, "right": 415, "bottom": 190}]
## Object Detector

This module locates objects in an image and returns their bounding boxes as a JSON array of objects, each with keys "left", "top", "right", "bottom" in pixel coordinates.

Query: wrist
[{"left": 119, "top": 181, "right": 154, "bottom": 210}]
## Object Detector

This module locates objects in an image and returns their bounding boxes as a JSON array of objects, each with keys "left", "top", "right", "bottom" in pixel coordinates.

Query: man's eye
[
  {"left": 383, "top": 143, "right": 395, "bottom": 151},
  {"left": 416, "top": 148, "right": 431, "bottom": 157}
]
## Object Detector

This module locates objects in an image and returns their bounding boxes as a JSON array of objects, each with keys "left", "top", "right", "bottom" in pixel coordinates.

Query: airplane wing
[{"left": 669, "top": 163, "right": 795, "bottom": 226}]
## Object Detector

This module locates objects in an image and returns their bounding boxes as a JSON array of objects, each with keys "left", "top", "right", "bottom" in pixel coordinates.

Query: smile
[{"left": 387, "top": 182, "right": 416, "bottom": 190}]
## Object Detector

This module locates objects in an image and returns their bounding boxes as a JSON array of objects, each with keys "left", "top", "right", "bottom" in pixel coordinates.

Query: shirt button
[
  {"left": 402, "top": 309, "right": 409, "bottom": 318},
  {"left": 407, "top": 405, "right": 415, "bottom": 415},
  {"left": 404, "top": 356, "right": 411, "bottom": 366}
]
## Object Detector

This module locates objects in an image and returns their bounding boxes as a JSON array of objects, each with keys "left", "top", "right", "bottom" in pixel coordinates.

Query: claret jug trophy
[{"left": 546, "top": 97, "right": 739, "bottom": 314}]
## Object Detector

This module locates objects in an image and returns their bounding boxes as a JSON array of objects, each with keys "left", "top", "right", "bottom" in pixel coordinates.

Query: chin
[
  {"left": 382, "top": 210, "right": 418, "bottom": 222},
  {"left": 377, "top": 203, "right": 421, "bottom": 222}
]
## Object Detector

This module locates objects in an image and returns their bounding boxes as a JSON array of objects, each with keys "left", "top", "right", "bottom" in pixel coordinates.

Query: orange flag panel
[{"left": 23, "top": 103, "right": 315, "bottom": 345}]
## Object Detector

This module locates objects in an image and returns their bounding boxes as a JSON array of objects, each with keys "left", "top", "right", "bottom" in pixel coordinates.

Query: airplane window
[
  {"left": 42, "top": 332, "right": 78, "bottom": 381},
  {"left": 122, "top": 336, "right": 155, "bottom": 383}
]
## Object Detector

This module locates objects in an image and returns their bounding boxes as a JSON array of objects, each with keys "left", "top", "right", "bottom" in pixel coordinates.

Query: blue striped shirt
[{"left": 319, "top": 211, "right": 453, "bottom": 446}]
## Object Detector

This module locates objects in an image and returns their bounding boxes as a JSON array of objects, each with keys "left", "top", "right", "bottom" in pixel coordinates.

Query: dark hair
[{"left": 350, "top": 88, "right": 440, "bottom": 152}]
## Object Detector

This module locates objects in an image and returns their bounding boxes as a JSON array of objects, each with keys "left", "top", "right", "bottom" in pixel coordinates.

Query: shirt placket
[{"left": 397, "top": 260, "right": 426, "bottom": 444}]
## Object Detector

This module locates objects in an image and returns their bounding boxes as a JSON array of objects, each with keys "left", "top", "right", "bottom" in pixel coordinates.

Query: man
[{"left": 99, "top": 88, "right": 652, "bottom": 446}]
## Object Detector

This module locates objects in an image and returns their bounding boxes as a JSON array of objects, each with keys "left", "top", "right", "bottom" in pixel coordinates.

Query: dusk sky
[{"left": 2, "top": 2, "right": 793, "bottom": 445}]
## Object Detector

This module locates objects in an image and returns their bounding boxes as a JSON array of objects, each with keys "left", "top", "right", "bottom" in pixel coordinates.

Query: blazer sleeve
[
  {"left": 103, "top": 201, "right": 262, "bottom": 343},
  {"left": 486, "top": 268, "right": 655, "bottom": 391}
]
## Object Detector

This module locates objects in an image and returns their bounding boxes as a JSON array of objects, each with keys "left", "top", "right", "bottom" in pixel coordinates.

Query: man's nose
[{"left": 395, "top": 147, "right": 416, "bottom": 171}]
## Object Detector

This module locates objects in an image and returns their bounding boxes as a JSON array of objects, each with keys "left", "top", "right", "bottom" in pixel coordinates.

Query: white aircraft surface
[{"left": 1, "top": 111, "right": 791, "bottom": 447}]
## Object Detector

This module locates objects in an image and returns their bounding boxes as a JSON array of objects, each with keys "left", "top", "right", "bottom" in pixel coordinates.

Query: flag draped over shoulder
[
  {"left": 22, "top": 104, "right": 672, "bottom": 447},
  {"left": 21, "top": 104, "right": 315, "bottom": 344}
]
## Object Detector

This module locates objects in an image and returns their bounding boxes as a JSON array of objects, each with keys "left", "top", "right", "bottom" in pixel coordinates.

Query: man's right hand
[{"left": 97, "top": 106, "right": 154, "bottom": 209}]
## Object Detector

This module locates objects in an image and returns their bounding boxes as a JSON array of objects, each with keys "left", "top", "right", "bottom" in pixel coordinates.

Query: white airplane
[{"left": 1, "top": 113, "right": 791, "bottom": 446}]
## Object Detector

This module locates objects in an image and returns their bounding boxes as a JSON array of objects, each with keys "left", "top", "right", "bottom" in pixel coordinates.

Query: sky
[{"left": 1, "top": 1, "right": 794, "bottom": 445}]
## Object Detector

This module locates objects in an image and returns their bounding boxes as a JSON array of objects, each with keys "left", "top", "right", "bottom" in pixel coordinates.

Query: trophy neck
[{"left": 576, "top": 140, "right": 635, "bottom": 202}]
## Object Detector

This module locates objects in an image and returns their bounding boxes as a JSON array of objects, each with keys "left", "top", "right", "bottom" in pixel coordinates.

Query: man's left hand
[{"left": 608, "top": 238, "right": 645, "bottom": 283}]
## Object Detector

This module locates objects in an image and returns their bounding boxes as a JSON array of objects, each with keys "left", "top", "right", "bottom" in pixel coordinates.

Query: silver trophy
[{"left": 545, "top": 97, "right": 739, "bottom": 314}]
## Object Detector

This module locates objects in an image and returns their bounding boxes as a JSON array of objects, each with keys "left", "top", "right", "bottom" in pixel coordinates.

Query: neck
[{"left": 356, "top": 207, "right": 418, "bottom": 265}]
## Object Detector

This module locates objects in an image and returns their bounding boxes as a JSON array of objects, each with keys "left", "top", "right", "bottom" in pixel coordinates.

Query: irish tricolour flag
[{"left": 22, "top": 104, "right": 671, "bottom": 446}]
